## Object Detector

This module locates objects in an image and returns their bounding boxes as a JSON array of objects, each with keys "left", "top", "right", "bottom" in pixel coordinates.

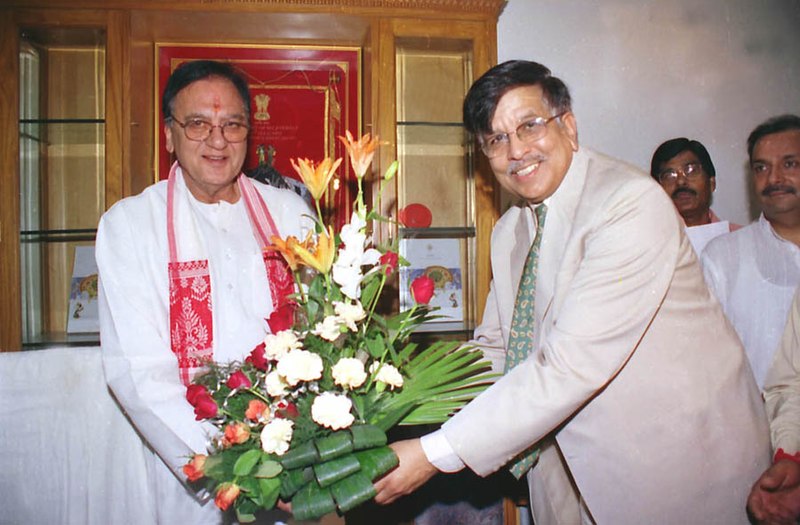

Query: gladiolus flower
[
  {"left": 223, "top": 422, "right": 251, "bottom": 446},
  {"left": 226, "top": 370, "right": 252, "bottom": 390},
  {"left": 334, "top": 301, "right": 366, "bottom": 332},
  {"left": 292, "top": 227, "right": 336, "bottom": 274},
  {"left": 214, "top": 483, "right": 240, "bottom": 511},
  {"left": 338, "top": 131, "right": 384, "bottom": 180},
  {"left": 245, "top": 343, "right": 268, "bottom": 371},
  {"left": 380, "top": 251, "right": 398, "bottom": 276},
  {"left": 267, "top": 302, "right": 296, "bottom": 333},
  {"left": 410, "top": 275, "right": 435, "bottom": 305},
  {"left": 290, "top": 157, "right": 342, "bottom": 202},
  {"left": 183, "top": 454, "right": 206, "bottom": 482},
  {"left": 245, "top": 399, "right": 269, "bottom": 421}
]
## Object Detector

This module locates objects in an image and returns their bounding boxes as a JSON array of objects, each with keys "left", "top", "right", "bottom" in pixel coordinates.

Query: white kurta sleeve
[
  {"left": 97, "top": 200, "right": 217, "bottom": 484},
  {"left": 764, "top": 287, "right": 800, "bottom": 454}
]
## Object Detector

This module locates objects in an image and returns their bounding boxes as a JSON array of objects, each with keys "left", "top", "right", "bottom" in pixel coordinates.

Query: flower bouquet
[{"left": 183, "top": 132, "right": 495, "bottom": 522}]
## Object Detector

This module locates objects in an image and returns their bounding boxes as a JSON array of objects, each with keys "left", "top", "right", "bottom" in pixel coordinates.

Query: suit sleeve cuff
[{"left": 420, "top": 430, "right": 466, "bottom": 473}]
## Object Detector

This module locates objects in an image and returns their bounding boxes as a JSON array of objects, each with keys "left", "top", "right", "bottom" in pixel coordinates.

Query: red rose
[
  {"left": 214, "top": 483, "right": 241, "bottom": 511},
  {"left": 245, "top": 342, "right": 268, "bottom": 371},
  {"left": 226, "top": 370, "right": 252, "bottom": 390},
  {"left": 267, "top": 303, "right": 296, "bottom": 333},
  {"left": 193, "top": 393, "right": 218, "bottom": 420},
  {"left": 183, "top": 454, "right": 207, "bottom": 482},
  {"left": 186, "top": 384, "right": 209, "bottom": 405},
  {"left": 275, "top": 400, "right": 299, "bottom": 419},
  {"left": 410, "top": 275, "right": 435, "bottom": 305},
  {"left": 187, "top": 386, "right": 218, "bottom": 420},
  {"left": 380, "top": 251, "right": 399, "bottom": 276}
]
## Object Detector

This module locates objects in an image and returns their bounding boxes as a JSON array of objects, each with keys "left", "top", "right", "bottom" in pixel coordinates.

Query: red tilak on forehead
[{"left": 212, "top": 96, "right": 221, "bottom": 112}]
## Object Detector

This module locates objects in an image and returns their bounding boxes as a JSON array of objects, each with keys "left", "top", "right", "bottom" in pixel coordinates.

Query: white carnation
[
  {"left": 369, "top": 362, "right": 404, "bottom": 390},
  {"left": 312, "top": 315, "right": 343, "bottom": 342},
  {"left": 264, "top": 330, "right": 302, "bottom": 360},
  {"left": 260, "top": 418, "right": 294, "bottom": 455},
  {"left": 265, "top": 371, "right": 288, "bottom": 397},
  {"left": 331, "top": 357, "right": 367, "bottom": 389},
  {"left": 311, "top": 392, "right": 355, "bottom": 430},
  {"left": 276, "top": 349, "right": 323, "bottom": 386},
  {"left": 334, "top": 301, "right": 366, "bottom": 332}
]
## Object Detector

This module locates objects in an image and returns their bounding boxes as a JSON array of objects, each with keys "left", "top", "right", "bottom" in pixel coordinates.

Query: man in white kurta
[
  {"left": 702, "top": 114, "right": 800, "bottom": 390},
  {"left": 748, "top": 285, "right": 800, "bottom": 523},
  {"left": 97, "top": 60, "right": 311, "bottom": 524},
  {"left": 702, "top": 214, "right": 800, "bottom": 388}
]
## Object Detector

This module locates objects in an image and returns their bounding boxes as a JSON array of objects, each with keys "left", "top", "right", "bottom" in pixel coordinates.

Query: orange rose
[
  {"left": 245, "top": 399, "right": 269, "bottom": 421},
  {"left": 214, "top": 482, "right": 240, "bottom": 511},
  {"left": 182, "top": 454, "right": 207, "bottom": 482},
  {"left": 223, "top": 422, "right": 251, "bottom": 447}
]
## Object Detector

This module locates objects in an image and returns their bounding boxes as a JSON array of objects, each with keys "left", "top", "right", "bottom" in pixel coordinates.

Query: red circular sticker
[{"left": 399, "top": 203, "right": 432, "bottom": 228}]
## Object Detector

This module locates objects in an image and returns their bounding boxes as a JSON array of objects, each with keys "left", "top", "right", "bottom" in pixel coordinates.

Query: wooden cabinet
[{"left": 0, "top": 0, "right": 504, "bottom": 352}]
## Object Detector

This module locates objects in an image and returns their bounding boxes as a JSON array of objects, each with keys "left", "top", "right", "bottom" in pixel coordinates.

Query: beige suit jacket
[{"left": 442, "top": 148, "right": 771, "bottom": 524}]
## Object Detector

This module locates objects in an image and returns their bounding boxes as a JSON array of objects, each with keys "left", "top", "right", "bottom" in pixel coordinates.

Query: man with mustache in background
[
  {"left": 703, "top": 114, "right": 800, "bottom": 392},
  {"left": 650, "top": 138, "right": 740, "bottom": 254}
]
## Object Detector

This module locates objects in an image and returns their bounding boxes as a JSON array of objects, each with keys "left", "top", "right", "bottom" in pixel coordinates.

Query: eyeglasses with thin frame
[
  {"left": 657, "top": 162, "right": 704, "bottom": 184},
  {"left": 480, "top": 111, "right": 568, "bottom": 159},
  {"left": 170, "top": 117, "right": 250, "bottom": 143}
]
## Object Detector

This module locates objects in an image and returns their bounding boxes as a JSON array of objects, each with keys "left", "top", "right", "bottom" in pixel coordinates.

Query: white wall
[{"left": 497, "top": 0, "right": 800, "bottom": 224}]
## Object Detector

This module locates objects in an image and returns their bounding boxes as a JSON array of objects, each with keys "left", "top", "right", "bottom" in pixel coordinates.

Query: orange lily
[
  {"left": 290, "top": 157, "right": 342, "bottom": 202},
  {"left": 292, "top": 226, "right": 336, "bottom": 274},
  {"left": 268, "top": 235, "right": 303, "bottom": 271},
  {"left": 338, "top": 131, "right": 384, "bottom": 179}
]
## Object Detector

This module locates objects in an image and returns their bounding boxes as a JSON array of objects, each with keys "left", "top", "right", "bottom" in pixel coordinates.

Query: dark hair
[
  {"left": 161, "top": 60, "right": 251, "bottom": 122},
  {"left": 747, "top": 114, "right": 800, "bottom": 162},
  {"left": 463, "top": 60, "right": 572, "bottom": 136},
  {"left": 650, "top": 138, "right": 716, "bottom": 181}
]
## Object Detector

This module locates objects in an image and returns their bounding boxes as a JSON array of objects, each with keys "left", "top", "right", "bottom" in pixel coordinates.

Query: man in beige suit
[{"left": 374, "top": 60, "right": 771, "bottom": 523}]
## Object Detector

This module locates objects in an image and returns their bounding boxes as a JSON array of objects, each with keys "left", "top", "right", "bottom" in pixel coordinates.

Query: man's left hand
[{"left": 373, "top": 438, "right": 438, "bottom": 505}]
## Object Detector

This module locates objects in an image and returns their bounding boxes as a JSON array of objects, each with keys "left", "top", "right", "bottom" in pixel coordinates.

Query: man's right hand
[
  {"left": 747, "top": 459, "right": 800, "bottom": 524},
  {"left": 373, "top": 438, "right": 438, "bottom": 505}
]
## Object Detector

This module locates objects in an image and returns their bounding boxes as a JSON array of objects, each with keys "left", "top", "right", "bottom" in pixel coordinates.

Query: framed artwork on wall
[{"left": 155, "top": 44, "right": 361, "bottom": 227}]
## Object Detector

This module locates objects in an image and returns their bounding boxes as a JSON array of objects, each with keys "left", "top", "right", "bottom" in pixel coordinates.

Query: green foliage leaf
[
  {"left": 233, "top": 449, "right": 263, "bottom": 477},
  {"left": 259, "top": 477, "right": 281, "bottom": 509},
  {"left": 292, "top": 483, "right": 337, "bottom": 521},
  {"left": 253, "top": 459, "right": 283, "bottom": 479}
]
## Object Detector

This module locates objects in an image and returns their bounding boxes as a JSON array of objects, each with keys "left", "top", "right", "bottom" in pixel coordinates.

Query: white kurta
[
  {"left": 97, "top": 171, "right": 311, "bottom": 523},
  {"left": 702, "top": 214, "right": 800, "bottom": 388}
]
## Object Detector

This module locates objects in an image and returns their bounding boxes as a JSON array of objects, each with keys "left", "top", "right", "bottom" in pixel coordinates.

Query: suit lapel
[{"left": 535, "top": 149, "right": 591, "bottom": 332}]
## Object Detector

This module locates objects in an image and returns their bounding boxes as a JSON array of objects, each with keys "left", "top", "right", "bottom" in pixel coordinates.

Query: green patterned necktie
[{"left": 505, "top": 203, "right": 547, "bottom": 478}]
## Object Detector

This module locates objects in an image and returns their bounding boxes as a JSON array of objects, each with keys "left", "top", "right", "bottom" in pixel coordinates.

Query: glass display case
[
  {"left": 394, "top": 38, "right": 478, "bottom": 338},
  {"left": 18, "top": 27, "right": 106, "bottom": 347}
]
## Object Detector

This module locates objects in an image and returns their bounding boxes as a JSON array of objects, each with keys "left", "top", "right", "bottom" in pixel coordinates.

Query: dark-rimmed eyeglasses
[
  {"left": 658, "top": 162, "right": 704, "bottom": 184},
  {"left": 480, "top": 112, "right": 567, "bottom": 159},
  {"left": 170, "top": 117, "right": 249, "bottom": 143}
]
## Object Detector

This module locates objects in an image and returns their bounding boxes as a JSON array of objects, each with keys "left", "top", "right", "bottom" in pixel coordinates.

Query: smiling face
[
  {"left": 482, "top": 85, "right": 578, "bottom": 204},
  {"left": 751, "top": 129, "right": 800, "bottom": 223},
  {"left": 657, "top": 150, "right": 715, "bottom": 225},
  {"left": 165, "top": 76, "right": 249, "bottom": 203}
]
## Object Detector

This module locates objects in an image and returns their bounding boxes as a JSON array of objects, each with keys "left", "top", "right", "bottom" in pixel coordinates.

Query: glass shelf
[{"left": 19, "top": 27, "right": 106, "bottom": 347}]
